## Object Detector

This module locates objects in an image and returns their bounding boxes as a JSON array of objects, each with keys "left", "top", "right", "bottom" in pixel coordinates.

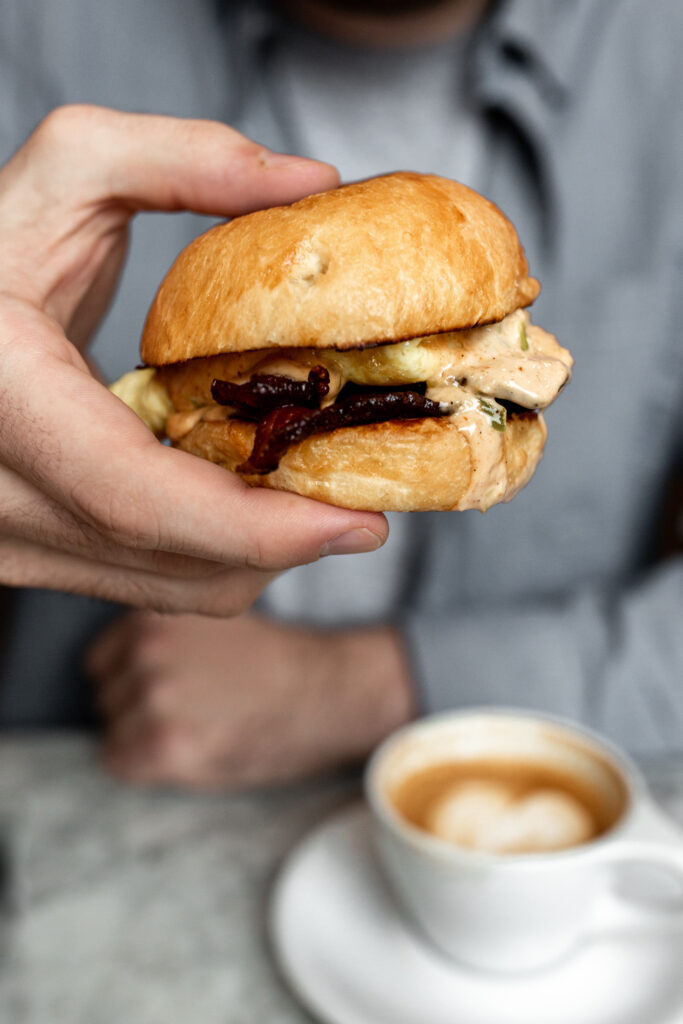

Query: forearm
[{"left": 402, "top": 556, "right": 683, "bottom": 756}]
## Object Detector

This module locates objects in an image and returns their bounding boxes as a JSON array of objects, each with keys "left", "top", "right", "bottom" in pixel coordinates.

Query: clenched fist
[{"left": 87, "top": 611, "right": 415, "bottom": 789}]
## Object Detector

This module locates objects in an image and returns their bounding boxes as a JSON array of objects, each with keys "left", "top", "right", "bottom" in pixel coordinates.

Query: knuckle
[
  {"left": 139, "top": 675, "right": 174, "bottom": 716},
  {"left": 238, "top": 492, "right": 314, "bottom": 572},
  {"left": 33, "top": 104, "right": 100, "bottom": 151},
  {"left": 127, "top": 613, "right": 165, "bottom": 652},
  {"left": 242, "top": 534, "right": 267, "bottom": 571},
  {"left": 149, "top": 723, "right": 192, "bottom": 772},
  {"left": 133, "top": 639, "right": 167, "bottom": 680},
  {"left": 134, "top": 628, "right": 165, "bottom": 663}
]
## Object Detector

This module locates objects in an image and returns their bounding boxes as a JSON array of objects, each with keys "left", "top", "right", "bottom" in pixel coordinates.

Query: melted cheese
[{"left": 109, "top": 367, "right": 174, "bottom": 434}]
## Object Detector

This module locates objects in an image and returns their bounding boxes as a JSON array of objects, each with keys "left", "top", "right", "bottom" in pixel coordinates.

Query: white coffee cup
[{"left": 365, "top": 708, "right": 683, "bottom": 973}]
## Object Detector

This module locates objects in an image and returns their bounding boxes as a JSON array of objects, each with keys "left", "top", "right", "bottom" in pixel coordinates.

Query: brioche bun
[{"left": 141, "top": 172, "right": 539, "bottom": 364}]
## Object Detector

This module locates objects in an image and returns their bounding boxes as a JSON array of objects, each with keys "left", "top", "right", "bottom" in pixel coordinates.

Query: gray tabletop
[
  {"left": 1, "top": 737, "right": 682, "bottom": 1024},
  {"left": 0, "top": 736, "right": 364, "bottom": 1024}
]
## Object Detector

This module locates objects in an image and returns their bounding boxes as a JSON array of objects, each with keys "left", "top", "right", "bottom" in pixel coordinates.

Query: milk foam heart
[{"left": 426, "top": 780, "right": 596, "bottom": 853}]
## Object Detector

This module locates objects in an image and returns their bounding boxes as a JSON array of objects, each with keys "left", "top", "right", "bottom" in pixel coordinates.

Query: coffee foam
[{"left": 425, "top": 780, "right": 597, "bottom": 854}]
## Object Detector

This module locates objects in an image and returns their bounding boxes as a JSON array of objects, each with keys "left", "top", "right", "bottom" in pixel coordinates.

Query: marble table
[{"left": 0, "top": 737, "right": 682, "bottom": 1024}]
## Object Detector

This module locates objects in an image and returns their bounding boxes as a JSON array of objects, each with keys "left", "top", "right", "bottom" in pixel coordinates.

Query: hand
[
  {"left": 0, "top": 105, "right": 387, "bottom": 613},
  {"left": 86, "top": 611, "right": 416, "bottom": 788}
]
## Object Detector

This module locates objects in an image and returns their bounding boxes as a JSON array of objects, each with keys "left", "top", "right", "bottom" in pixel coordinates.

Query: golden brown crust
[
  {"left": 175, "top": 412, "right": 547, "bottom": 512},
  {"left": 142, "top": 173, "right": 539, "bottom": 366}
]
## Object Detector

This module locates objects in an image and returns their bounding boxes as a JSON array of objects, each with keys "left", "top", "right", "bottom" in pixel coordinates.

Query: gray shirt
[{"left": 0, "top": 0, "right": 681, "bottom": 754}]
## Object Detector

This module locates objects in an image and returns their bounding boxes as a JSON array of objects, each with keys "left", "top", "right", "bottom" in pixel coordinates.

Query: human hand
[
  {"left": 86, "top": 610, "right": 415, "bottom": 788},
  {"left": 0, "top": 105, "right": 387, "bottom": 613}
]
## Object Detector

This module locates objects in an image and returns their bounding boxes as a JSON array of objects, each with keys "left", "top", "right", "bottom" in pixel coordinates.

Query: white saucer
[{"left": 270, "top": 803, "right": 683, "bottom": 1024}]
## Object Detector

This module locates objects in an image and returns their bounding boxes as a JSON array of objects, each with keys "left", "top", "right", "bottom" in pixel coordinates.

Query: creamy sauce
[
  {"left": 428, "top": 386, "right": 510, "bottom": 511},
  {"left": 323, "top": 309, "right": 571, "bottom": 411},
  {"left": 165, "top": 405, "right": 230, "bottom": 441}
]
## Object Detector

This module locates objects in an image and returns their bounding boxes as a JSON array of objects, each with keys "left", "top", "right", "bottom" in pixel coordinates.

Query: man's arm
[{"left": 87, "top": 554, "right": 683, "bottom": 785}]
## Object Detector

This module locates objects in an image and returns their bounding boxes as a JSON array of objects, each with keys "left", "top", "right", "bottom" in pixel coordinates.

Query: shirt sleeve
[{"left": 403, "top": 553, "right": 683, "bottom": 757}]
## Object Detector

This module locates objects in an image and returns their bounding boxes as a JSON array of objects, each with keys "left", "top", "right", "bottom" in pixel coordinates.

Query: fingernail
[{"left": 320, "top": 528, "right": 383, "bottom": 558}]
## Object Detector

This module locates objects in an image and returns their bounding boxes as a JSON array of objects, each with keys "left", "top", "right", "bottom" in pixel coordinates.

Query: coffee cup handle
[
  {"left": 595, "top": 838, "right": 683, "bottom": 885},
  {"left": 578, "top": 837, "right": 683, "bottom": 940}
]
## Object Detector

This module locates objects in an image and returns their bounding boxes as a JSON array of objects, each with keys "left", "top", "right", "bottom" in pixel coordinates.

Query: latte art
[
  {"left": 425, "top": 779, "right": 596, "bottom": 854},
  {"left": 391, "top": 757, "right": 622, "bottom": 855}
]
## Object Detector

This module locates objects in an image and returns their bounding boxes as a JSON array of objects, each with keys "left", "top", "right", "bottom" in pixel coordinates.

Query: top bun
[{"left": 141, "top": 172, "right": 539, "bottom": 366}]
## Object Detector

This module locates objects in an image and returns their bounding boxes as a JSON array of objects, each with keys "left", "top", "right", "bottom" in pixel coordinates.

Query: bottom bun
[{"left": 176, "top": 411, "right": 547, "bottom": 512}]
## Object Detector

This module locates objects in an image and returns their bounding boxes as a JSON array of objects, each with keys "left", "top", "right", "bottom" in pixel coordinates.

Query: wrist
[{"left": 326, "top": 625, "right": 416, "bottom": 763}]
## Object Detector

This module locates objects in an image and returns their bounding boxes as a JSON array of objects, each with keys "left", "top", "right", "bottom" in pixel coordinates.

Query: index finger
[{"left": 13, "top": 105, "right": 341, "bottom": 218}]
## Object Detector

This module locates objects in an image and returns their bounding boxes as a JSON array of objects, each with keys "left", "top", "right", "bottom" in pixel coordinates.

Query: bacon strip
[
  {"left": 211, "top": 366, "right": 330, "bottom": 416},
  {"left": 239, "top": 387, "right": 451, "bottom": 474}
]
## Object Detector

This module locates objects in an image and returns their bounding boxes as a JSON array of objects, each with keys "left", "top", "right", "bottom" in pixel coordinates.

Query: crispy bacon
[
  {"left": 210, "top": 366, "right": 451, "bottom": 474},
  {"left": 211, "top": 366, "right": 330, "bottom": 416},
  {"left": 239, "top": 387, "right": 451, "bottom": 475}
]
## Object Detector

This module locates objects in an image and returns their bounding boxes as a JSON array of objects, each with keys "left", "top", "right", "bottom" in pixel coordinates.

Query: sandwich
[{"left": 112, "top": 172, "right": 572, "bottom": 511}]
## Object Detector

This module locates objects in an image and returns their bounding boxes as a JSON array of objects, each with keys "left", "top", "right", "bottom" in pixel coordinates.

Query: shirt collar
[
  {"left": 469, "top": 0, "right": 602, "bottom": 258},
  {"left": 214, "top": 1, "right": 285, "bottom": 124},
  {"left": 475, "top": 0, "right": 603, "bottom": 110}
]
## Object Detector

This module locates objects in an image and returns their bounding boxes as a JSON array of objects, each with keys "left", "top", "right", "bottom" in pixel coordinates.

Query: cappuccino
[
  {"left": 391, "top": 759, "right": 626, "bottom": 854},
  {"left": 367, "top": 711, "right": 682, "bottom": 972}
]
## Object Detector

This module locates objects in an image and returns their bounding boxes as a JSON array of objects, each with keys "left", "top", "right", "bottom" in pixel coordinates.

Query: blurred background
[{"left": 0, "top": 1, "right": 681, "bottom": 1020}]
